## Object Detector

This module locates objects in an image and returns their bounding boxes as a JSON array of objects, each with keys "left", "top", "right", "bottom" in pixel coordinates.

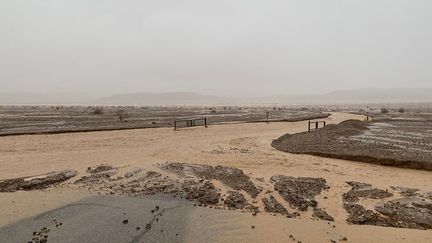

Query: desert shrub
[
  {"left": 116, "top": 109, "right": 128, "bottom": 121},
  {"left": 380, "top": 107, "right": 389, "bottom": 114},
  {"left": 93, "top": 107, "right": 104, "bottom": 115},
  {"left": 398, "top": 108, "right": 405, "bottom": 113}
]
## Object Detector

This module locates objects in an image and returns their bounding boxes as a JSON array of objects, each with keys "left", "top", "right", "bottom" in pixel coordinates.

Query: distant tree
[
  {"left": 398, "top": 108, "right": 405, "bottom": 113},
  {"left": 380, "top": 107, "right": 389, "bottom": 114}
]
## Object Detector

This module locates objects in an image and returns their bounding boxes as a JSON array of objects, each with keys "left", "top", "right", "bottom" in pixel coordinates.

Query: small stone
[
  {"left": 341, "top": 237, "right": 348, "bottom": 241},
  {"left": 122, "top": 219, "right": 128, "bottom": 224},
  {"left": 146, "top": 224, "right": 151, "bottom": 229},
  {"left": 251, "top": 225, "right": 255, "bottom": 229},
  {"left": 136, "top": 227, "right": 141, "bottom": 230}
]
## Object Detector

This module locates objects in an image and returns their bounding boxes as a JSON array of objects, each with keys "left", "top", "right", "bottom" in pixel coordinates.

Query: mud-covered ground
[
  {"left": 0, "top": 105, "right": 329, "bottom": 136},
  {"left": 2, "top": 162, "right": 432, "bottom": 232},
  {"left": 272, "top": 119, "right": 432, "bottom": 170}
]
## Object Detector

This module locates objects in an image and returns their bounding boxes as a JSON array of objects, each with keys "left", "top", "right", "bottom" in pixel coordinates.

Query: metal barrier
[
  {"left": 308, "top": 120, "right": 326, "bottom": 132},
  {"left": 174, "top": 117, "right": 208, "bottom": 130}
]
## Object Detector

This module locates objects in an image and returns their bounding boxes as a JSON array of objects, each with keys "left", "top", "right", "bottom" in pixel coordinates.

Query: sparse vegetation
[
  {"left": 92, "top": 107, "right": 104, "bottom": 115},
  {"left": 116, "top": 109, "right": 128, "bottom": 121},
  {"left": 380, "top": 107, "right": 389, "bottom": 114},
  {"left": 398, "top": 108, "right": 405, "bottom": 113}
]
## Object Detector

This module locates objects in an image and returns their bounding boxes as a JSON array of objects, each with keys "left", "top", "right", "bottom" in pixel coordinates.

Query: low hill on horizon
[{"left": 1, "top": 88, "right": 431, "bottom": 105}]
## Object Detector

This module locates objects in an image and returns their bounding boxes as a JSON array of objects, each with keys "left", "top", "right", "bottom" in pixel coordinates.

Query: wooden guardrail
[
  {"left": 308, "top": 120, "right": 326, "bottom": 132},
  {"left": 174, "top": 117, "right": 208, "bottom": 130}
]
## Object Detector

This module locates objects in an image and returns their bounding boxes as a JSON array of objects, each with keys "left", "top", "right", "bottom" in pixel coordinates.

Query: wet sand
[{"left": 1, "top": 112, "right": 432, "bottom": 242}]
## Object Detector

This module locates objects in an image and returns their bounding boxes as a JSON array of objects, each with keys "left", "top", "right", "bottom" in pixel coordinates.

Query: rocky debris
[
  {"left": 342, "top": 181, "right": 393, "bottom": 203},
  {"left": 343, "top": 182, "right": 432, "bottom": 229},
  {"left": 183, "top": 181, "right": 220, "bottom": 205},
  {"left": 160, "top": 162, "right": 261, "bottom": 197},
  {"left": 344, "top": 203, "right": 394, "bottom": 227},
  {"left": 28, "top": 218, "right": 65, "bottom": 243},
  {"left": 86, "top": 164, "right": 115, "bottom": 174},
  {"left": 390, "top": 186, "right": 420, "bottom": 197},
  {"left": 262, "top": 196, "right": 289, "bottom": 215},
  {"left": 142, "top": 171, "right": 162, "bottom": 179},
  {"left": 224, "top": 191, "right": 248, "bottom": 209},
  {"left": 29, "top": 226, "right": 51, "bottom": 243},
  {"left": 0, "top": 170, "right": 78, "bottom": 192},
  {"left": 375, "top": 197, "right": 432, "bottom": 229},
  {"left": 124, "top": 168, "right": 144, "bottom": 178},
  {"left": 270, "top": 175, "right": 329, "bottom": 211},
  {"left": 112, "top": 173, "right": 178, "bottom": 196},
  {"left": 74, "top": 170, "right": 116, "bottom": 185},
  {"left": 312, "top": 208, "right": 334, "bottom": 221},
  {"left": 346, "top": 181, "right": 371, "bottom": 190},
  {"left": 344, "top": 201, "right": 428, "bottom": 229}
]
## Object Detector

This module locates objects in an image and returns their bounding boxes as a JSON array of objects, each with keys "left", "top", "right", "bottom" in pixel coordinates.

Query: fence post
[
  {"left": 308, "top": 121, "right": 311, "bottom": 132},
  {"left": 205, "top": 117, "right": 208, "bottom": 128}
]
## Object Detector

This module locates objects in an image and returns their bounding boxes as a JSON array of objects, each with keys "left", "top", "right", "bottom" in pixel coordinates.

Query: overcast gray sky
[{"left": 1, "top": 0, "right": 431, "bottom": 97}]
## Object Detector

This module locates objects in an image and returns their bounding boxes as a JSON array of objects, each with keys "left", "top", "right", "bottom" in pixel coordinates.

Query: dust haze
[{"left": 1, "top": 0, "right": 432, "bottom": 99}]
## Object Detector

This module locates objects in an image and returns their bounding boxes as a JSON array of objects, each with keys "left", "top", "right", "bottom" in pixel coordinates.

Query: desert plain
[{"left": 1, "top": 106, "right": 432, "bottom": 243}]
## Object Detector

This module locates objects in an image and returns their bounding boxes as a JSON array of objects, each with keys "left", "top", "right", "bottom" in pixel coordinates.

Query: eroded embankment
[{"left": 272, "top": 119, "right": 432, "bottom": 171}]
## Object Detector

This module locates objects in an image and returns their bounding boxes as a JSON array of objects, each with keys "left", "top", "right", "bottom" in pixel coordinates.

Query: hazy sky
[{"left": 1, "top": 0, "right": 431, "bottom": 97}]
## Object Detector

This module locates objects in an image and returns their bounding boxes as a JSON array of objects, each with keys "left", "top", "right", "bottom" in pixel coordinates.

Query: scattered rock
[
  {"left": 390, "top": 186, "right": 420, "bottom": 197},
  {"left": 271, "top": 175, "right": 328, "bottom": 210},
  {"left": 86, "top": 164, "right": 115, "bottom": 174},
  {"left": 313, "top": 208, "right": 334, "bottom": 221},
  {"left": 124, "top": 168, "right": 144, "bottom": 178},
  {"left": 160, "top": 162, "right": 261, "bottom": 197},
  {"left": 262, "top": 195, "right": 289, "bottom": 215},
  {"left": 343, "top": 181, "right": 392, "bottom": 202},
  {"left": 224, "top": 191, "right": 248, "bottom": 209},
  {"left": 375, "top": 197, "right": 432, "bottom": 229},
  {"left": 183, "top": 181, "right": 220, "bottom": 205}
]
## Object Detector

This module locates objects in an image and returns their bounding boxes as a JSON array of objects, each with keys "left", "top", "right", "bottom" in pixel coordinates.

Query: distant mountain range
[{"left": 1, "top": 88, "right": 432, "bottom": 105}]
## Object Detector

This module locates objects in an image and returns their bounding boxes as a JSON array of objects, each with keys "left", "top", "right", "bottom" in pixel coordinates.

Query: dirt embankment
[{"left": 272, "top": 119, "right": 432, "bottom": 171}]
